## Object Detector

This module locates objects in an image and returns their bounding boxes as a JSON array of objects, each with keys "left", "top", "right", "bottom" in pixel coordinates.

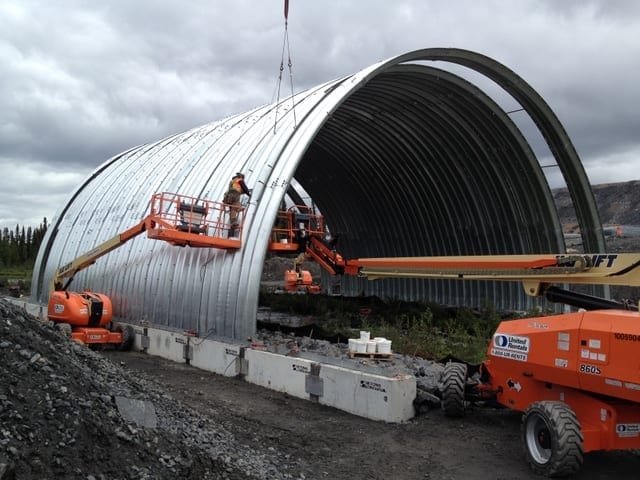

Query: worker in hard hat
[{"left": 223, "top": 172, "right": 252, "bottom": 237}]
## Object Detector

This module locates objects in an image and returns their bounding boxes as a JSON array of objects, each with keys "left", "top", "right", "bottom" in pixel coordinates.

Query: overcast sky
[{"left": 1, "top": 0, "right": 639, "bottom": 229}]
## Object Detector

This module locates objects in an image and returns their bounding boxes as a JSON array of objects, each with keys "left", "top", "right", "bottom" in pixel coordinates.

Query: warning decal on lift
[
  {"left": 506, "top": 378, "right": 522, "bottom": 392},
  {"left": 490, "top": 333, "right": 529, "bottom": 362}
]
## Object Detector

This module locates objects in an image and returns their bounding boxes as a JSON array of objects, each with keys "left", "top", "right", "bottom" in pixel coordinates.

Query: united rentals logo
[
  {"left": 493, "top": 334, "right": 529, "bottom": 352},
  {"left": 491, "top": 333, "right": 530, "bottom": 362}
]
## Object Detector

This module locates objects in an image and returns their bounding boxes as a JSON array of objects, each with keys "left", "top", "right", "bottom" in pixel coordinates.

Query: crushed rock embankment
[{"left": 0, "top": 298, "right": 307, "bottom": 480}]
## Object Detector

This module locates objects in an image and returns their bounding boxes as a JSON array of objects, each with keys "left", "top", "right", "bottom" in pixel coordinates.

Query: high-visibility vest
[{"left": 229, "top": 177, "right": 243, "bottom": 192}]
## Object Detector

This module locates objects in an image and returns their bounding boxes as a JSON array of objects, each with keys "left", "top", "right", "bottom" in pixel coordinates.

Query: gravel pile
[{"left": 0, "top": 299, "right": 307, "bottom": 480}]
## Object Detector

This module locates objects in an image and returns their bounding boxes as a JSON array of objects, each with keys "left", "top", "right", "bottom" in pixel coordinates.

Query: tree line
[{"left": 0, "top": 218, "right": 48, "bottom": 270}]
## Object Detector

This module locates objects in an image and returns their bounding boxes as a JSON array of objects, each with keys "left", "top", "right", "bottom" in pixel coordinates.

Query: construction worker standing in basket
[{"left": 223, "top": 172, "right": 252, "bottom": 237}]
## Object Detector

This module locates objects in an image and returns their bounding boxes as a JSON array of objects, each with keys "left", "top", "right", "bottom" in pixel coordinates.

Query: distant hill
[{"left": 553, "top": 180, "right": 640, "bottom": 231}]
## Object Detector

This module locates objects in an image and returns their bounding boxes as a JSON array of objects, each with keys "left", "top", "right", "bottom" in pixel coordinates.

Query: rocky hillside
[{"left": 554, "top": 180, "right": 640, "bottom": 230}]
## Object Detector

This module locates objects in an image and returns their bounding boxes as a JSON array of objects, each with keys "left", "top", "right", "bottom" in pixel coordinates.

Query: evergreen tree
[{"left": 0, "top": 219, "right": 49, "bottom": 270}]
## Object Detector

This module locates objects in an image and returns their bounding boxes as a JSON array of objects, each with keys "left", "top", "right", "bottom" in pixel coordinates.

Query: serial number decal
[
  {"left": 614, "top": 333, "right": 640, "bottom": 342},
  {"left": 579, "top": 364, "right": 602, "bottom": 375}
]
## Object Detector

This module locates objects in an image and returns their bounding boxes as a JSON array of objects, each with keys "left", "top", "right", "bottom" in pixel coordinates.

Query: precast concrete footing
[
  {"left": 13, "top": 300, "right": 416, "bottom": 423},
  {"left": 141, "top": 324, "right": 416, "bottom": 423}
]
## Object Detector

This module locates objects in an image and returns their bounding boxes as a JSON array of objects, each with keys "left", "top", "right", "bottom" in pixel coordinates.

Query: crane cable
[{"left": 273, "top": 0, "right": 297, "bottom": 134}]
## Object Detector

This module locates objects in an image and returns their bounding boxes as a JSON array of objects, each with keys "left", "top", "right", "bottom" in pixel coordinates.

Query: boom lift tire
[
  {"left": 115, "top": 324, "right": 136, "bottom": 351},
  {"left": 441, "top": 362, "right": 468, "bottom": 417},
  {"left": 522, "top": 401, "right": 583, "bottom": 477}
]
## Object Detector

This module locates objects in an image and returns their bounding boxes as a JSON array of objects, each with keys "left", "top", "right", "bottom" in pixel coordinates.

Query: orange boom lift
[
  {"left": 48, "top": 192, "right": 246, "bottom": 348},
  {"left": 351, "top": 253, "right": 640, "bottom": 477},
  {"left": 268, "top": 213, "right": 640, "bottom": 476}
]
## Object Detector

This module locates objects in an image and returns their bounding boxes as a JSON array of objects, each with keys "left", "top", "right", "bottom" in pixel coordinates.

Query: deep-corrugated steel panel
[{"left": 32, "top": 48, "right": 604, "bottom": 339}]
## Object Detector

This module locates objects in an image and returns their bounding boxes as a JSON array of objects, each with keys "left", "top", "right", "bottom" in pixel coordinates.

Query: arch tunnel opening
[{"left": 275, "top": 60, "right": 575, "bottom": 311}]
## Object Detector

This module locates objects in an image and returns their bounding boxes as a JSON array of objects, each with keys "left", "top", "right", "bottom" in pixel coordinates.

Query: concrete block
[
  {"left": 145, "top": 328, "right": 187, "bottom": 363},
  {"left": 318, "top": 364, "right": 416, "bottom": 423},
  {"left": 8, "top": 302, "right": 417, "bottom": 424},
  {"left": 244, "top": 349, "right": 315, "bottom": 400},
  {"left": 6, "top": 299, "right": 45, "bottom": 320},
  {"left": 190, "top": 338, "right": 244, "bottom": 377}
]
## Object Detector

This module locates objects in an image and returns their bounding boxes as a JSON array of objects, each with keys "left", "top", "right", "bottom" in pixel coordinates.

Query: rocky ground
[
  {"left": 2, "top": 209, "right": 640, "bottom": 479},
  {"left": 0, "top": 298, "right": 304, "bottom": 480},
  {"left": 3, "top": 298, "right": 640, "bottom": 479}
]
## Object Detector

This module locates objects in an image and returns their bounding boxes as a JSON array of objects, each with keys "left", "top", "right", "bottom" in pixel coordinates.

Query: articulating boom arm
[
  {"left": 304, "top": 236, "right": 359, "bottom": 276},
  {"left": 305, "top": 249, "right": 640, "bottom": 310},
  {"left": 50, "top": 191, "right": 246, "bottom": 294},
  {"left": 51, "top": 219, "right": 151, "bottom": 293},
  {"left": 267, "top": 206, "right": 640, "bottom": 300}
]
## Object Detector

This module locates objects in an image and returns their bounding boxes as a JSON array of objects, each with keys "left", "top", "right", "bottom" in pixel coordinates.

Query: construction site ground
[
  {"left": 3, "top": 237, "right": 640, "bottom": 478},
  {"left": 3, "top": 298, "right": 639, "bottom": 479},
  {"left": 103, "top": 350, "right": 640, "bottom": 480}
]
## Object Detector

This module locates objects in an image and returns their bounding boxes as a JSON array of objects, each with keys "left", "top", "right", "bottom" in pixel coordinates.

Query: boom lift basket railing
[
  {"left": 268, "top": 205, "right": 325, "bottom": 252},
  {"left": 147, "top": 192, "right": 245, "bottom": 249}
]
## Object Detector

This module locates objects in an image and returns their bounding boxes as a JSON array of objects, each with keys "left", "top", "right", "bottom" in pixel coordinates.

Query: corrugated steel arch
[{"left": 32, "top": 48, "right": 604, "bottom": 339}]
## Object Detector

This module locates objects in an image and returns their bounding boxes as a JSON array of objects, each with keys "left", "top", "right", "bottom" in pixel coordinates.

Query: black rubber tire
[
  {"left": 441, "top": 362, "right": 467, "bottom": 417},
  {"left": 522, "top": 401, "right": 584, "bottom": 477},
  {"left": 115, "top": 324, "right": 136, "bottom": 351}
]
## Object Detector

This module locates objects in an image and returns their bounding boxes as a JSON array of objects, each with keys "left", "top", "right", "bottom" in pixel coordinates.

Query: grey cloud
[{"left": 0, "top": 0, "right": 639, "bottom": 228}]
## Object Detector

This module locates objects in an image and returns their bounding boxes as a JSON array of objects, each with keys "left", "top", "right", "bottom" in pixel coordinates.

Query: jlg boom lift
[
  {"left": 48, "top": 192, "right": 246, "bottom": 348},
  {"left": 353, "top": 254, "right": 640, "bottom": 477},
  {"left": 268, "top": 209, "right": 640, "bottom": 477}
]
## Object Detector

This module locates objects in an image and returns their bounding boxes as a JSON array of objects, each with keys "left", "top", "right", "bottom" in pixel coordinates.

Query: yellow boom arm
[
  {"left": 50, "top": 219, "right": 150, "bottom": 293},
  {"left": 353, "top": 253, "right": 640, "bottom": 296}
]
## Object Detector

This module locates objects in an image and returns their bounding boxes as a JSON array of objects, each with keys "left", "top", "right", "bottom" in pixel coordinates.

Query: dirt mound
[{"left": 0, "top": 299, "right": 302, "bottom": 480}]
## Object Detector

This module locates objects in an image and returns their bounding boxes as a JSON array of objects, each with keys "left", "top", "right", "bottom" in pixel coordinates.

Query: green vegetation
[
  {"left": 0, "top": 218, "right": 48, "bottom": 294},
  {"left": 259, "top": 290, "right": 534, "bottom": 363}
]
